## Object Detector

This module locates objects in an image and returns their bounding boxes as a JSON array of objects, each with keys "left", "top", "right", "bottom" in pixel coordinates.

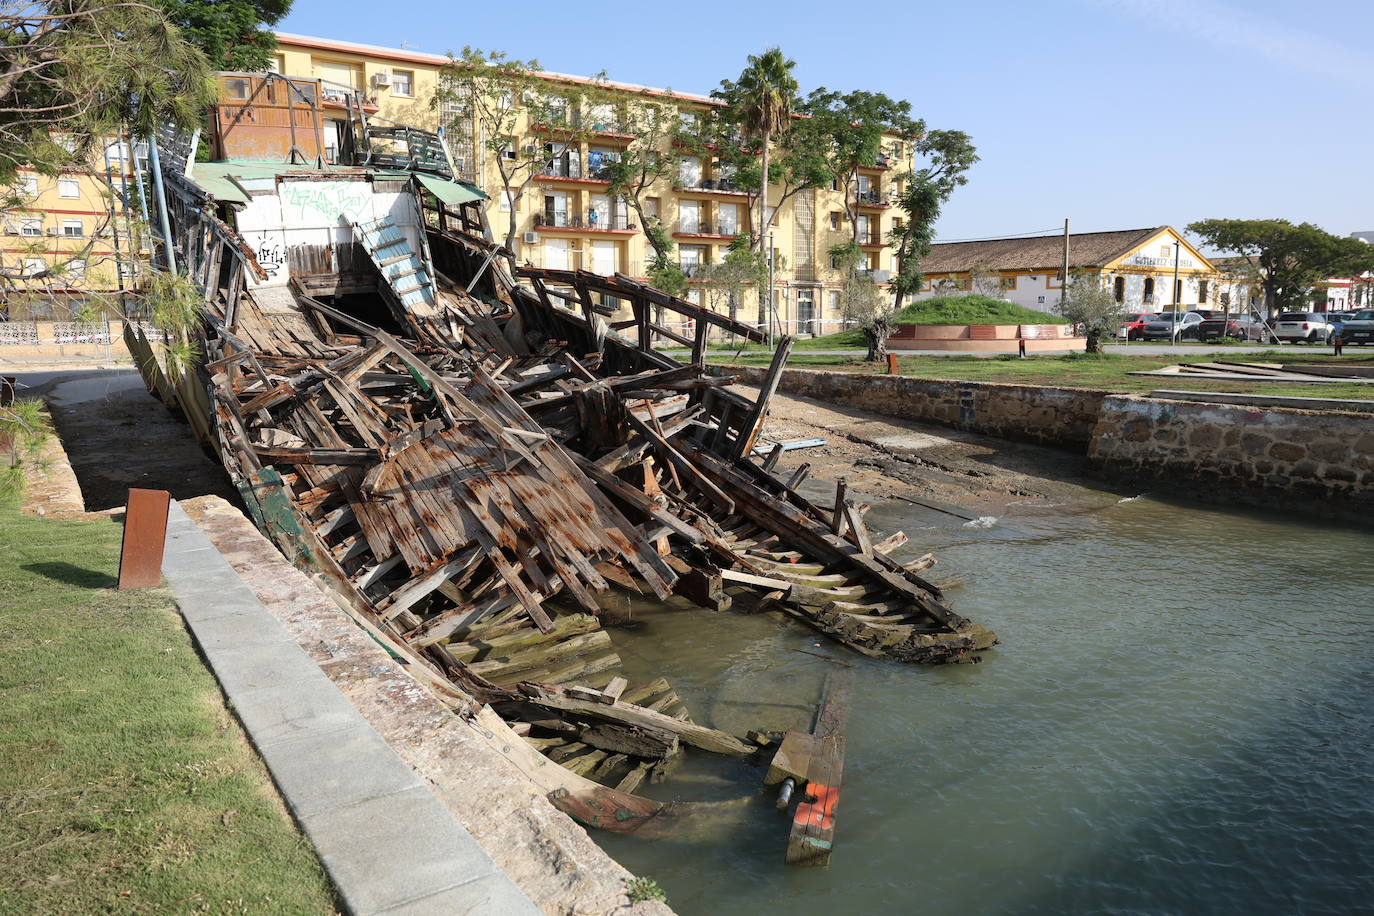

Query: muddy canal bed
[{"left": 598, "top": 491, "right": 1374, "bottom": 914}]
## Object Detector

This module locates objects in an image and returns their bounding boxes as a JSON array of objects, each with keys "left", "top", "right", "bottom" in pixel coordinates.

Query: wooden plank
[
  {"left": 786, "top": 672, "right": 850, "bottom": 867},
  {"left": 733, "top": 335, "right": 793, "bottom": 459},
  {"left": 519, "top": 683, "right": 756, "bottom": 757}
]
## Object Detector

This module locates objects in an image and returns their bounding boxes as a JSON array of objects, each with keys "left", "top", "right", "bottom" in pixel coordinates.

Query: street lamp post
[{"left": 1170, "top": 240, "right": 1181, "bottom": 347}]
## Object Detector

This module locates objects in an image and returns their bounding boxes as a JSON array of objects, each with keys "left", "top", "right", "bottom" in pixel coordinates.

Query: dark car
[
  {"left": 1142, "top": 311, "right": 1205, "bottom": 340},
  {"left": 1116, "top": 312, "right": 1158, "bottom": 341},
  {"left": 1197, "top": 314, "right": 1266, "bottom": 341},
  {"left": 1341, "top": 309, "right": 1374, "bottom": 345}
]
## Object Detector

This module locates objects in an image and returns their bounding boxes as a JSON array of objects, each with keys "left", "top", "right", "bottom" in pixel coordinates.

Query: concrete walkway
[{"left": 162, "top": 500, "right": 538, "bottom": 916}]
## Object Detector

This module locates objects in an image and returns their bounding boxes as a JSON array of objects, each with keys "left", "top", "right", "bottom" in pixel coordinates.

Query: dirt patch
[{"left": 746, "top": 385, "right": 1129, "bottom": 517}]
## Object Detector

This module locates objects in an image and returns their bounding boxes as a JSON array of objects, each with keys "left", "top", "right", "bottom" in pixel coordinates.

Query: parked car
[
  {"left": 1116, "top": 312, "right": 1158, "bottom": 340},
  {"left": 1197, "top": 314, "right": 1267, "bottom": 341},
  {"left": 1141, "top": 311, "right": 1205, "bottom": 340},
  {"left": 1340, "top": 309, "right": 1374, "bottom": 345},
  {"left": 1325, "top": 312, "right": 1355, "bottom": 340},
  {"left": 1273, "top": 311, "right": 1333, "bottom": 343}
]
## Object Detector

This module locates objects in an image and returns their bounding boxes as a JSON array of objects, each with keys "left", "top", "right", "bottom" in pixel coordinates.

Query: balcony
[
  {"left": 677, "top": 176, "right": 748, "bottom": 196},
  {"left": 679, "top": 262, "right": 710, "bottom": 278},
  {"left": 855, "top": 189, "right": 890, "bottom": 209},
  {"left": 856, "top": 267, "right": 892, "bottom": 283},
  {"left": 859, "top": 233, "right": 884, "bottom": 247},
  {"left": 674, "top": 220, "right": 742, "bottom": 238},
  {"left": 534, "top": 212, "right": 633, "bottom": 232}
]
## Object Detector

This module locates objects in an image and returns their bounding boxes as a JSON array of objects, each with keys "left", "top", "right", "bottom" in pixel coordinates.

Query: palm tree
[{"left": 725, "top": 48, "right": 798, "bottom": 253}]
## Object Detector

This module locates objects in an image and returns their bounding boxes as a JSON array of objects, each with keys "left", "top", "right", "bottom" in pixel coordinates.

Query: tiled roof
[{"left": 919, "top": 227, "right": 1167, "bottom": 274}]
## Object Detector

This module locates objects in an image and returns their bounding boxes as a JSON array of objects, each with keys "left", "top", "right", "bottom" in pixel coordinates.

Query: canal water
[{"left": 598, "top": 487, "right": 1374, "bottom": 914}]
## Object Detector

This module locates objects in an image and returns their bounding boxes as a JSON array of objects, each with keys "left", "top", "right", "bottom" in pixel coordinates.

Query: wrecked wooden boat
[{"left": 127, "top": 72, "right": 995, "bottom": 829}]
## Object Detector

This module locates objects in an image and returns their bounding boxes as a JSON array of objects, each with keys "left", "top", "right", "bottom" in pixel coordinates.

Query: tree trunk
[
  {"left": 864, "top": 328, "right": 887, "bottom": 362},
  {"left": 756, "top": 129, "right": 770, "bottom": 252}
]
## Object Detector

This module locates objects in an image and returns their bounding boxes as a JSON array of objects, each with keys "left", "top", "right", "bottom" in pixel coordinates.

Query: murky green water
[{"left": 599, "top": 488, "right": 1374, "bottom": 914}]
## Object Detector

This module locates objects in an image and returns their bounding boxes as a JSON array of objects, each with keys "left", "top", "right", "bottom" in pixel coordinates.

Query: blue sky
[{"left": 278, "top": 0, "right": 1373, "bottom": 244}]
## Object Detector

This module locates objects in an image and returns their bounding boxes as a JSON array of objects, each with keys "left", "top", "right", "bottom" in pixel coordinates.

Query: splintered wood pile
[{"left": 150, "top": 173, "right": 995, "bottom": 827}]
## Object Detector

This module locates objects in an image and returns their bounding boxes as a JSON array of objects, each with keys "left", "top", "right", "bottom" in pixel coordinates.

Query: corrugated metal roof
[{"left": 414, "top": 173, "right": 488, "bottom": 206}]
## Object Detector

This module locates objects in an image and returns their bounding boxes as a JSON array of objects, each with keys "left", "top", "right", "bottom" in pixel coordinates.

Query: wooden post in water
[
  {"left": 118, "top": 488, "right": 170, "bottom": 590},
  {"left": 782, "top": 671, "right": 851, "bottom": 866}
]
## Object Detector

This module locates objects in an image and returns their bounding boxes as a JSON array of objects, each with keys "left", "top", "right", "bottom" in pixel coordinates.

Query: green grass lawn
[
  {"left": 713, "top": 350, "right": 1374, "bottom": 400},
  {"left": 0, "top": 498, "right": 337, "bottom": 914}
]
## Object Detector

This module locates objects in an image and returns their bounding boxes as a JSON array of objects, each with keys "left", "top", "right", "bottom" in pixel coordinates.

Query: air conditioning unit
[
  {"left": 371, "top": 70, "right": 392, "bottom": 88},
  {"left": 46, "top": 227, "right": 59, "bottom": 236},
  {"left": 523, "top": 231, "right": 539, "bottom": 244},
  {"left": 523, "top": 144, "right": 538, "bottom": 155}
]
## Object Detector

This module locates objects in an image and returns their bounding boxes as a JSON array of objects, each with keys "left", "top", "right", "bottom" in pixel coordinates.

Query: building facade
[
  {"left": 2, "top": 141, "right": 147, "bottom": 319},
  {"left": 911, "top": 226, "right": 1220, "bottom": 315},
  {"left": 270, "top": 32, "right": 908, "bottom": 337}
]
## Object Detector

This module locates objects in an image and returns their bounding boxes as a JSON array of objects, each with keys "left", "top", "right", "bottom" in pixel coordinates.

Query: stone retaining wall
[
  {"left": 720, "top": 364, "right": 1374, "bottom": 517},
  {"left": 1087, "top": 396, "right": 1374, "bottom": 514},
  {"left": 718, "top": 364, "right": 1107, "bottom": 447}
]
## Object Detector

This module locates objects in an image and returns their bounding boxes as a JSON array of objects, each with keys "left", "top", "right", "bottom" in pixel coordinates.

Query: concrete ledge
[
  {"left": 161, "top": 500, "right": 539, "bottom": 916},
  {"left": 179, "top": 495, "right": 669, "bottom": 915},
  {"left": 1148, "top": 389, "right": 1374, "bottom": 414}
]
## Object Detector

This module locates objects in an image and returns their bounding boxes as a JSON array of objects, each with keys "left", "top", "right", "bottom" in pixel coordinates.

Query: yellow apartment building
[
  {"left": 2, "top": 142, "right": 147, "bottom": 320},
  {"left": 271, "top": 32, "right": 909, "bottom": 336}
]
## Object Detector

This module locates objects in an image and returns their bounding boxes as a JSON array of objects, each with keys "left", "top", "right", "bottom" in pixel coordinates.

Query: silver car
[{"left": 1141, "top": 311, "right": 1204, "bottom": 340}]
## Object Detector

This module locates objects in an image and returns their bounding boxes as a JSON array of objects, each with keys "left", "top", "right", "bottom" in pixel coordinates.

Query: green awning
[{"left": 414, "top": 173, "right": 488, "bottom": 207}]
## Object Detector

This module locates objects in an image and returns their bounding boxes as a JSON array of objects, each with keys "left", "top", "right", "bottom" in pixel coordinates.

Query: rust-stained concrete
[{"left": 181, "top": 495, "right": 672, "bottom": 916}]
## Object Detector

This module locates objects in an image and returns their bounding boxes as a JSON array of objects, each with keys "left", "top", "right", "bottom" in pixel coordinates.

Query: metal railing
[{"left": 679, "top": 262, "right": 709, "bottom": 278}]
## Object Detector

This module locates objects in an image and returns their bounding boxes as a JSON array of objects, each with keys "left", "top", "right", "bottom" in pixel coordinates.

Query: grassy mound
[{"left": 896, "top": 295, "right": 1068, "bottom": 325}]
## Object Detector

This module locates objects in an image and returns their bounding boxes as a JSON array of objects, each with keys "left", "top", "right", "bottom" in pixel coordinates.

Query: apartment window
[
  {"left": 1001, "top": 276, "right": 1017, "bottom": 290},
  {"left": 1160, "top": 245, "right": 1171, "bottom": 259},
  {"left": 226, "top": 78, "right": 250, "bottom": 100},
  {"left": 58, "top": 178, "right": 79, "bottom": 199},
  {"left": 829, "top": 178, "right": 839, "bottom": 191},
  {"left": 315, "top": 58, "right": 362, "bottom": 90},
  {"left": 679, "top": 199, "right": 701, "bottom": 234},
  {"left": 18, "top": 177, "right": 37, "bottom": 197},
  {"left": 828, "top": 290, "right": 840, "bottom": 313},
  {"left": 62, "top": 219, "right": 83, "bottom": 238},
  {"left": 1198, "top": 279, "right": 1209, "bottom": 303},
  {"left": 678, "top": 156, "right": 702, "bottom": 188},
  {"left": 67, "top": 258, "right": 86, "bottom": 280},
  {"left": 588, "top": 103, "right": 615, "bottom": 130},
  {"left": 269, "top": 54, "right": 284, "bottom": 73},
  {"left": 1143, "top": 277, "right": 1155, "bottom": 302},
  {"left": 499, "top": 188, "right": 514, "bottom": 212},
  {"left": 644, "top": 197, "right": 660, "bottom": 221},
  {"left": 500, "top": 143, "right": 516, "bottom": 161},
  {"left": 1114, "top": 275, "right": 1125, "bottom": 303},
  {"left": 20, "top": 218, "right": 41, "bottom": 237},
  {"left": 678, "top": 111, "right": 697, "bottom": 130},
  {"left": 391, "top": 69, "right": 414, "bottom": 97},
  {"left": 23, "top": 257, "right": 45, "bottom": 277},
  {"left": 829, "top": 211, "right": 841, "bottom": 231},
  {"left": 718, "top": 203, "right": 739, "bottom": 236}
]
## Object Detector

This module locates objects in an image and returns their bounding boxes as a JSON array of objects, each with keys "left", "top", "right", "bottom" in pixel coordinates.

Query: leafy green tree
[
  {"left": 830, "top": 241, "right": 889, "bottom": 360},
  {"left": 0, "top": 1, "right": 211, "bottom": 293},
  {"left": 803, "top": 88, "right": 919, "bottom": 246},
  {"left": 1056, "top": 271, "right": 1122, "bottom": 353},
  {"left": 435, "top": 48, "right": 605, "bottom": 255},
  {"left": 712, "top": 48, "right": 798, "bottom": 253},
  {"left": 602, "top": 99, "right": 680, "bottom": 269},
  {"left": 890, "top": 129, "right": 978, "bottom": 311},
  {"left": 157, "top": 0, "right": 290, "bottom": 71},
  {"left": 698, "top": 236, "right": 766, "bottom": 328},
  {"left": 0, "top": 0, "right": 212, "bottom": 186},
  {"left": 1187, "top": 219, "right": 1374, "bottom": 316}
]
